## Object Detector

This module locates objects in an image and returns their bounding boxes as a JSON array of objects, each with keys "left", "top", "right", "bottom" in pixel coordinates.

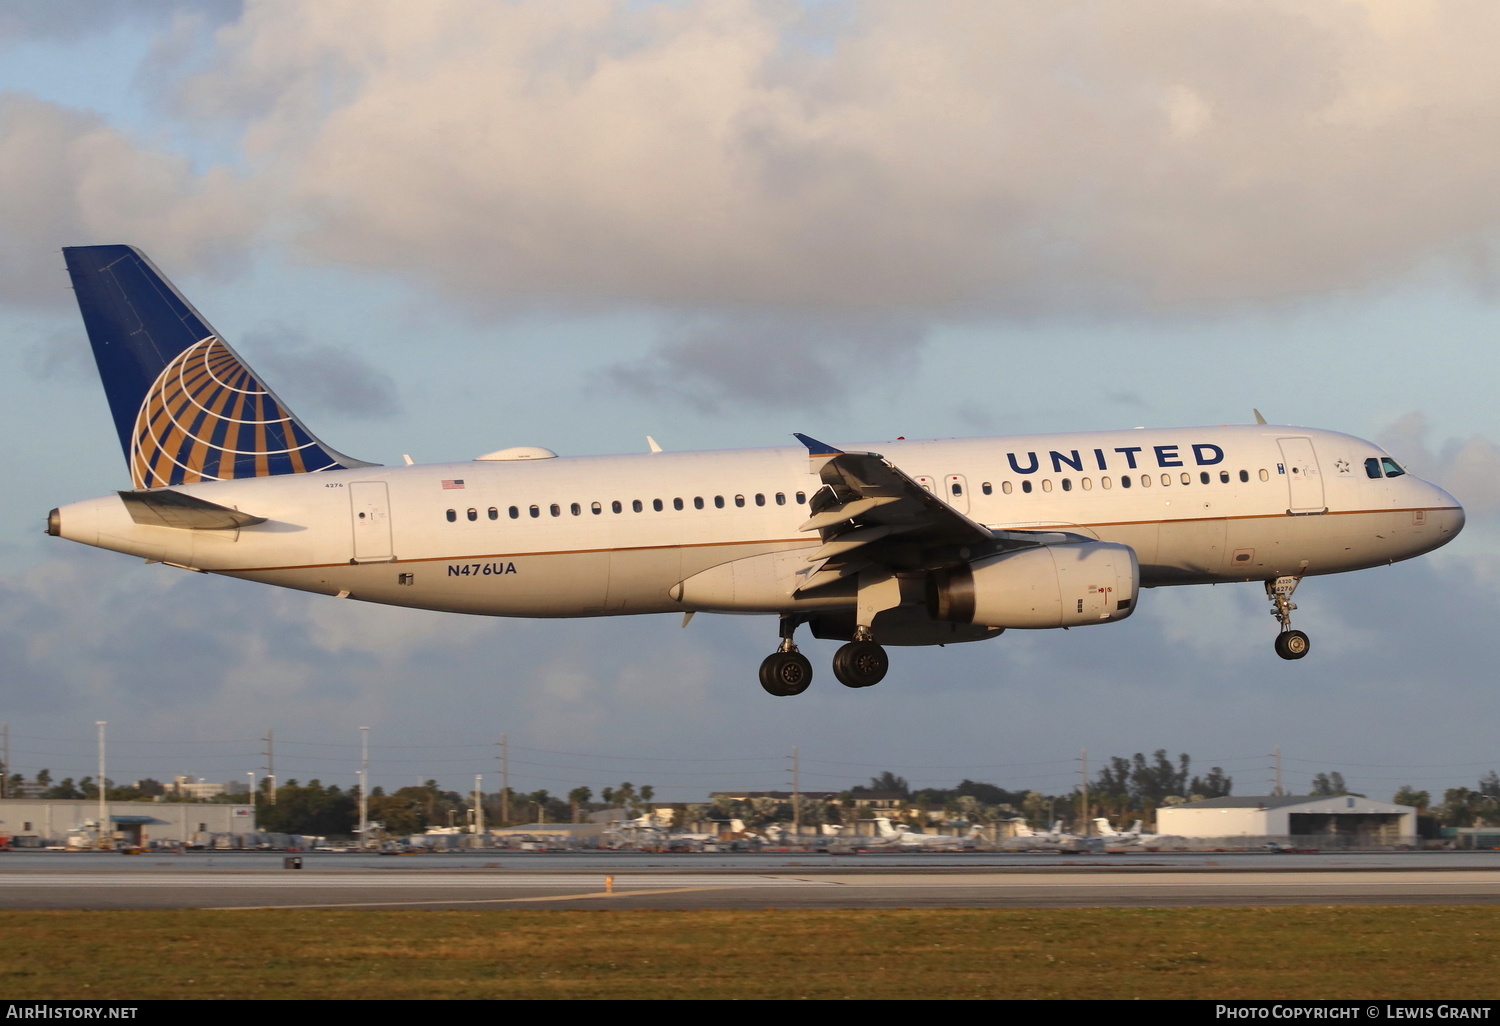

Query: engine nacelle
[{"left": 927, "top": 542, "right": 1139, "bottom": 629}]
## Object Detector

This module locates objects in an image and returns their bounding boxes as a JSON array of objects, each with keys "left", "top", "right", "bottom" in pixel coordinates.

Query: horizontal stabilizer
[{"left": 118, "top": 489, "right": 266, "bottom": 531}]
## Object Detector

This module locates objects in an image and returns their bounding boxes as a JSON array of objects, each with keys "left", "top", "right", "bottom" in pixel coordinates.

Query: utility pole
[
  {"left": 358, "top": 726, "right": 369, "bottom": 847},
  {"left": 474, "top": 774, "right": 484, "bottom": 847},
  {"left": 500, "top": 734, "right": 509, "bottom": 826},
  {"left": 96, "top": 721, "right": 108, "bottom": 849},
  {"left": 264, "top": 728, "right": 276, "bottom": 804},
  {"left": 1271, "top": 746, "right": 1283, "bottom": 796},
  {"left": 1, "top": 721, "right": 8, "bottom": 799},
  {"left": 789, "top": 746, "right": 800, "bottom": 842},
  {"left": 1079, "top": 749, "right": 1089, "bottom": 835}
]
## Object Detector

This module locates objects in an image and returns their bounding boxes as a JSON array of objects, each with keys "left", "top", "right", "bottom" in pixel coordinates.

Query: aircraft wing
[{"left": 794, "top": 434, "right": 1008, "bottom": 591}]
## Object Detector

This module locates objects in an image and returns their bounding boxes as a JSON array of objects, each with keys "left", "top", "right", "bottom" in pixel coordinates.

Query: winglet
[
  {"left": 1253, "top": 408, "right": 1268, "bottom": 425},
  {"left": 794, "top": 433, "right": 844, "bottom": 456}
]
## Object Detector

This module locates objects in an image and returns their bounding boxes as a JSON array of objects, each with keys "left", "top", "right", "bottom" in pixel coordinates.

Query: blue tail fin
[{"left": 63, "top": 245, "right": 373, "bottom": 489}]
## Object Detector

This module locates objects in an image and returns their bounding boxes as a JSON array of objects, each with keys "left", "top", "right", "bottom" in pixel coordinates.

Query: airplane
[
  {"left": 1094, "top": 817, "right": 1141, "bottom": 843},
  {"left": 1000, "top": 819, "right": 1101, "bottom": 853},
  {"left": 867, "top": 816, "right": 982, "bottom": 850},
  {"left": 46, "top": 245, "right": 1466, "bottom": 696},
  {"left": 1094, "top": 817, "right": 1187, "bottom": 850}
]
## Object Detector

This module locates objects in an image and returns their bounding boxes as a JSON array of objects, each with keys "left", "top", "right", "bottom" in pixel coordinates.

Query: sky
[{"left": 1, "top": 0, "right": 1498, "bottom": 805}]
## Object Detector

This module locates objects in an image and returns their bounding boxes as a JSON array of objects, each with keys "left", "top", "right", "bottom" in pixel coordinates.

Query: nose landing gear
[{"left": 1267, "top": 576, "right": 1310, "bottom": 660}]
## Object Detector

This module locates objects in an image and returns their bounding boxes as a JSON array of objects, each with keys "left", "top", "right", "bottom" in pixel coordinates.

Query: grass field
[{"left": 2, "top": 907, "right": 1498, "bottom": 1000}]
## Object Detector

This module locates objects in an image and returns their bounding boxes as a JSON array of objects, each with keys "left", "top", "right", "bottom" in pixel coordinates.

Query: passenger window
[
  {"left": 632, "top": 500, "right": 643, "bottom": 513},
  {"left": 550, "top": 504, "right": 561, "bottom": 517},
  {"left": 1002, "top": 481, "right": 1013, "bottom": 495},
  {"left": 1219, "top": 471, "right": 1230, "bottom": 483},
  {"left": 735, "top": 495, "right": 745, "bottom": 507},
  {"left": 1200, "top": 472, "right": 1210, "bottom": 485},
  {"left": 612, "top": 501, "right": 622, "bottom": 514},
  {"left": 796, "top": 491, "right": 806, "bottom": 504},
  {"left": 446, "top": 509, "right": 456, "bottom": 522},
  {"left": 1102, "top": 477, "right": 1112, "bottom": 489},
  {"left": 1061, "top": 478, "right": 1072, "bottom": 492},
  {"left": 694, "top": 497, "right": 704, "bottom": 510},
  {"left": 951, "top": 482, "right": 963, "bottom": 497},
  {"left": 529, "top": 505, "right": 540, "bottom": 518},
  {"left": 488, "top": 507, "right": 498, "bottom": 520},
  {"left": 651, "top": 499, "right": 661, "bottom": 512},
  {"left": 982, "top": 482, "right": 993, "bottom": 495},
  {"left": 715, "top": 496, "right": 725, "bottom": 508},
  {"left": 1239, "top": 470, "right": 1249, "bottom": 483},
  {"left": 775, "top": 493, "right": 786, "bottom": 505},
  {"left": 467, "top": 508, "right": 478, "bottom": 521},
  {"left": 571, "top": 503, "right": 581, "bottom": 516},
  {"left": 1140, "top": 475, "right": 1151, "bottom": 488},
  {"left": 755, "top": 494, "right": 766, "bottom": 506},
  {"left": 1022, "top": 480, "right": 1033, "bottom": 494},
  {"left": 509, "top": 506, "right": 520, "bottom": 519},
  {"left": 1081, "top": 478, "right": 1092, "bottom": 491},
  {"left": 1120, "top": 476, "right": 1131, "bottom": 489},
  {"left": 674, "top": 498, "right": 684, "bottom": 511},
  {"left": 1042, "top": 479, "right": 1053, "bottom": 492},
  {"left": 1180, "top": 472, "right": 1191, "bottom": 485},
  {"left": 1381, "top": 457, "right": 1406, "bottom": 478},
  {"left": 1160, "top": 474, "right": 1170, "bottom": 486},
  {"left": 1260, "top": 469, "right": 1270, "bottom": 482},
  {"left": 591, "top": 502, "right": 602, "bottom": 515}
]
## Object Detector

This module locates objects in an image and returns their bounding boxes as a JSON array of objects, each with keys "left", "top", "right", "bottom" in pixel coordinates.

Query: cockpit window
[
  {"left": 1365, "top": 457, "right": 1382, "bottom": 479},
  {"left": 1381, "top": 457, "right": 1406, "bottom": 478}
]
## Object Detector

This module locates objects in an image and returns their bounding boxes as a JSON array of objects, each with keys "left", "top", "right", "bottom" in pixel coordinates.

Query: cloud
[
  {"left": 3, "top": 534, "right": 1492, "bottom": 800},
  {"left": 162, "top": 0, "right": 1500, "bottom": 324},
  {"left": 601, "top": 313, "right": 922, "bottom": 411},
  {"left": 1379, "top": 411, "right": 1500, "bottom": 517},
  {"left": 0, "top": 0, "right": 241, "bottom": 46},
  {"left": 22, "top": 328, "right": 96, "bottom": 384},
  {"left": 244, "top": 325, "right": 402, "bottom": 419},
  {"left": 0, "top": 93, "right": 260, "bottom": 306}
]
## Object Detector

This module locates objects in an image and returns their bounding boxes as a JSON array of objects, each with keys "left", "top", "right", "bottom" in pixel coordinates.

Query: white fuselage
[{"left": 51, "top": 425, "right": 1464, "bottom": 624}]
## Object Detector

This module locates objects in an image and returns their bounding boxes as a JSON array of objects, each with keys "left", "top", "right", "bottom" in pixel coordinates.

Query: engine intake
[{"left": 927, "top": 542, "right": 1139, "bottom": 629}]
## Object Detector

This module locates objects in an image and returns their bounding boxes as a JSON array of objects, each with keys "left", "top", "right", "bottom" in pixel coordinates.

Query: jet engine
[{"left": 926, "top": 542, "right": 1139, "bottom": 629}]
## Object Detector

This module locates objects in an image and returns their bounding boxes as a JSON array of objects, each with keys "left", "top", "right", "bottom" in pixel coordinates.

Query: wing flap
[{"left": 793, "top": 434, "right": 993, "bottom": 547}]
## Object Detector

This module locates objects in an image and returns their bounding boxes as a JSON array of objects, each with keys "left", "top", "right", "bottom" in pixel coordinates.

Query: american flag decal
[{"left": 442, "top": 479, "right": 466, "bottom": 490}]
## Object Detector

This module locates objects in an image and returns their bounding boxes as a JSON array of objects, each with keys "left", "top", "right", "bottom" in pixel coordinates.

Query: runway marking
[
  {"left": 0, "top": 873, "right": 833, "bottom": 889},
  {"left": 210, "top": 886, "right": 739, "bottom": 911}
]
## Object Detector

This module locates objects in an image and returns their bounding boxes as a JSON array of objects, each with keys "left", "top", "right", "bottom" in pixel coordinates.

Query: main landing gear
[
  {"left": 832, "top": 629, "right": 888, "bottom": 689},
  {"left": 759, "top": 618, "right": 890, "bottom": 695},
  {"left": 760, "top": 616, "right": 813, "bottom": 697},
  {"left": 1266, "top": 576, "right": 1310, "bottom": 660}
]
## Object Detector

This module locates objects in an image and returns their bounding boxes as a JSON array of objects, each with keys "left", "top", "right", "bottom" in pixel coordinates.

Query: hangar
[
  {"left": 1157, "top": 795, "right": 1417, "bottom": 848},
  {"left": 0, "top": 798, "right": 254, "bottom": 848}
]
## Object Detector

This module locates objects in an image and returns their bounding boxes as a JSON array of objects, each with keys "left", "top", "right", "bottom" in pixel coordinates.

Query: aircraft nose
[{"left": 1432, "top": 483, "right": 1465, "bottom": 540}]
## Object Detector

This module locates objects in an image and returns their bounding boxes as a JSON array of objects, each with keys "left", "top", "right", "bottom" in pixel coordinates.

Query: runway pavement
[{"left": 2, "top": 851, "right": 1498, "bottom": 910}]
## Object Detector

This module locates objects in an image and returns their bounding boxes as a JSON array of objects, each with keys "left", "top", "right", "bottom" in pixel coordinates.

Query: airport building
[
  {"left": 0, "top": 799, "right": 254, "bottom": 848},
  {"left": 1157, "top": 795, "right": 1417, "bottom": 847}
]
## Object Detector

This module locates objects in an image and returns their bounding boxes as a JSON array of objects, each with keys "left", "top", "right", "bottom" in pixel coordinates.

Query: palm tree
[{"left": 568, "top": 786, "right": 592, "bottom": 823}]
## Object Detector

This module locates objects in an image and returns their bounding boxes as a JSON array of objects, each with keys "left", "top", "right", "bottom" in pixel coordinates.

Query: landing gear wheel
[
  {"left": 1275, "top": 630, "right": 1310, "bottom": 660},
  {"left": 760, "top": 651, "right": 813, "bottom": 696},
  {"left": 832, "top": 641, "right": 889, "bottom": 689}
]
